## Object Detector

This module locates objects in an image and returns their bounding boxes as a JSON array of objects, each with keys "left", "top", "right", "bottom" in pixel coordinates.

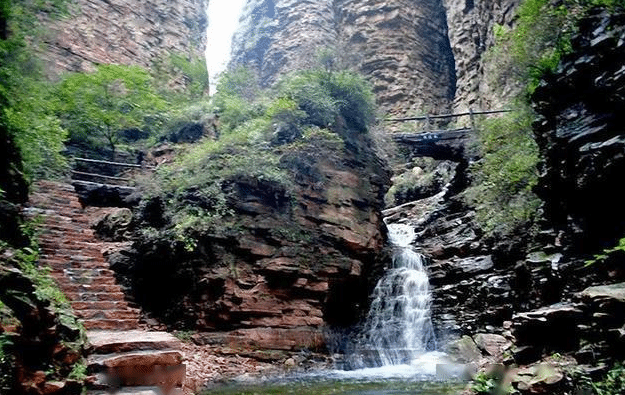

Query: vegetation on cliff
[
  {"left": 0, "top": 0, "right": 70, "bottom": 181},
  {"left": 141, "top": 65, "right": 376, "bottom": 248},
  {"left": 0, "top": 218, "right": 86, "bottom": 393},
  {"left": 466, "top": 0, "right": 624, "bottom": 238}
]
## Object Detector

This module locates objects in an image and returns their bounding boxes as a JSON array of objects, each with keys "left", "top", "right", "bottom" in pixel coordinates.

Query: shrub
[
  {"left": 464, "top": 104, "right": 541, "bottom": 237},
  {"left": 276, "top": 69, "right": 375, "bottom": 132},
  {"left": 593, "top": 362, "right": 625, "bottom": 395}
]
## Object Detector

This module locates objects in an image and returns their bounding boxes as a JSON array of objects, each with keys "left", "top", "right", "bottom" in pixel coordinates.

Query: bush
[
  {"left": 140, "top": 66, "right": 377, "bottom": 247},
  {"left": 276, "top": 69, "right": 375, "bottom": 132},
  {"left": 464, "top": 104, "right": 541, "bottom": 237},
  {"left": 593, "top": 362, "right": 625, "bottom": 395}
]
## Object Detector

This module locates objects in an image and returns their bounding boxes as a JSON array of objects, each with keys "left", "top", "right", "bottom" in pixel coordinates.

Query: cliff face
[
  {"left": 442, "top": 0, "right": 520, "bottom": 112},
  {"left": 104, "top": 126, "right": 390, "bottom": 351},
  {"left": 532, "top": 9, "right": 625, "bottom": 253},
  {"left": 39, "top": 0, "right": 207, "bottom": 75},
  {"left": 231, "top": 0, "right": 456, "bottom": 116}
]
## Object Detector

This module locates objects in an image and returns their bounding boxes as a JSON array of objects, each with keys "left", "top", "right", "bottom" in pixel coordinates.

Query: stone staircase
[{"left": 26, "top": 180, "right": 185, "bottom": 395}]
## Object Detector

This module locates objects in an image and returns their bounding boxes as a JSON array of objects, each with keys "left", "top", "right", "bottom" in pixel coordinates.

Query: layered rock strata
[
  {"left": 532, "top": 8, "right": 625, "bottom": 253},
  {"left": 106, "top": 129, "right": 390, "bottom": 351},
  {"left": 442, "top": 0, "right": 520, "bottom": 113},
  {"left": 39, "top": 0, "right": 207, "bottom": 75},
  {"left": 231, "top": 0, "right": 456, "bottom": 116}
]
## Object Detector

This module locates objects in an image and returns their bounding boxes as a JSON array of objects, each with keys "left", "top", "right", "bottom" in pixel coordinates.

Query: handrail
[
  {"left": 70, "top": 170, "right": 132, "bottom": 182},
  {"left": 73, "top": 157, "right": 155, "bottom": 170},
  {"left": 383, "top": 109, "right": 511, "bottom": 122}
]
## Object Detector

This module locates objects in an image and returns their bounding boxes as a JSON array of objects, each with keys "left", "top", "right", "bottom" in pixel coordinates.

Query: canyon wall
[
  {"left": 231, "top": 0, "right": 456, "bottom": 116},
  {"left": 230, "top": 0, "right": 523, "bottom": 117},
  {"left": 442, "top": 0, "right": 520, "bottom": 113},
  {"left": 39, "top": 0, "right": 207, "bottom": 75}
]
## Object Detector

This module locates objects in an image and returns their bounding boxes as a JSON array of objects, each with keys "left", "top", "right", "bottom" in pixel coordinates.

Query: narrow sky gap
[{"left": 205, "top": 0, "right": 247, "bottom": 94}]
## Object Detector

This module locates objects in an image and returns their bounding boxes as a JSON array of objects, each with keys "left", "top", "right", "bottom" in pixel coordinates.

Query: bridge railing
[
  {"left": 71, "top": 157, "right": 155, "bottom": 188},
  {"left": 383, "top": 108, "right": 511, "bottom": 142}
]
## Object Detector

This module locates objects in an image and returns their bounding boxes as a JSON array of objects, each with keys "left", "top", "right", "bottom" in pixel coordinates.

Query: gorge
[{"left": 1, "top": 0, "right": 625, "bottom": 394}]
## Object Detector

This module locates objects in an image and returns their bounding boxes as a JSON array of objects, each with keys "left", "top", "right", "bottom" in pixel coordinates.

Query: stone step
[
  {"left": 72, "top": 301, "right": 133, "bottom": 311},
  {"left": 58, "top": 283, "right": 124, "bottom": 294},
  {"left": 78, "top": 309, "right": 140, "bottom": 320},
  {"left": 88, "top": 350, "right": 183, "bottom": 369},
  {"left": 88, "top": 330, "right": 183, "bottom": 354},
  {"left": 88, "top": 365, "right": 185, "bottom": 389},
  {"left": 52, "top": 275, "right": 117, "bottom": 286},
  {"left": 83, "top": 319, "right": 141, "bottom": 330},
  {"left": 49, "top": 261, "right": 111, "bottom": 270},
  {"left": 65, "top": 291, "right": 129, "bottom": 302},
  {"left": 59, "top": 268, "right": 117, "bottom": 277}
]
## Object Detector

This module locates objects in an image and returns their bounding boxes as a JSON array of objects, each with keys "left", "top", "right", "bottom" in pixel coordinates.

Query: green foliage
[
  {"left": 471, "top": 372, "right": 514, "bottom": 395},
  {"left": 276, "top": 68, "right": 375, "bottom": 132},
  {"left": 585, "top": 236, "right": 625, "bottom": 266},
  {"left": 0, "top": 1, "right": 69, "bottom": 180},
  {"left": 6, "top": 217, "right": 75, "bottom": 314},
  {"left": 56, "top": 64, "right": 167, "bottom": 151},
  {"left": 471, "top": 372, "right": 498, "bottom": 394},
  {"left": 593, "top": 362, "right": 625, "bottom": 395},
  {"left": 173, "top": 330, "right": 195, "bottom": 343},
  {"left": 152, "top": 52, "right": 209, "bottom": 101},
  {"left": 212, "top": 66, "right": 266, "bottom": 131},
  {"left": 142, "top": 65, "right": 376, "bottom": 247},
  {"left": 67, "top": 360, "right": 87, "bottom": 381},
  {"left": 490, "top": 0, "right": 625, "bottom": 96},
  {"left": 487, "top": 0, "right": 574, "bottom": 95},
  {"left": 464, "top": 105, "right": 541, "bottom": 237}
]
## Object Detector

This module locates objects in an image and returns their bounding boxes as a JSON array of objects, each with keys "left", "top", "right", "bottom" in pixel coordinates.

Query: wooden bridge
[{"left": 384, "top": 109, "right": 510, "bottom": 160}]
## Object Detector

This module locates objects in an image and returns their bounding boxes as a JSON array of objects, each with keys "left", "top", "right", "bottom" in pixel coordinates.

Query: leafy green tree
[
  {"left": 1, "top": 0, "right": 69, "bottom": 181},
  {"left": 56, "top": 64, "right": 167, "bottom": 151}
]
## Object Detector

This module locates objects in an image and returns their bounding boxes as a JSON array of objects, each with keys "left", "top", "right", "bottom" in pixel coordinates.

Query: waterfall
[{"left": 358, "top": 223, "right": 437, "bottom": 367}]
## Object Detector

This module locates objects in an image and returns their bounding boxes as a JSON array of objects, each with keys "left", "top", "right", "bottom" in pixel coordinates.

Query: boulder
[
  {"left": 72, "top": 180, "right": 136, "bottom": 208},
  {"left": 512, "top": 303, "right": 584, "bottom": 360},
  {"left": 577, "top": 282, "right": 625, "bottom": 305},
  {"left": 473, "top": 333, "right": 510, "bottom": 358},
  {"left": 445, "top": 335, "right": 482, "bottom": 363}
]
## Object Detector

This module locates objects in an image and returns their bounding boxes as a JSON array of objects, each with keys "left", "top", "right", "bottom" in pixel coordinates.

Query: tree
[
  {"left": 56, "top": 64, "right": 167, "bottom": 152},
  {"left": 1, "top": 0, "right": 69, "bottom": 181}
]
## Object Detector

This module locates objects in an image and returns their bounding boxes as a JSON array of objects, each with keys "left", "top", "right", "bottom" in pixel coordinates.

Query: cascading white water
[{"left": 358, "top": 223, "right": 437, "bottom": 367}]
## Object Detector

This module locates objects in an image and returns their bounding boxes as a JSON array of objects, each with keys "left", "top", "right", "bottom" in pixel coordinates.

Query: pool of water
[{"left": 201, "top": 378, "right": 465, "bottom": 395}]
